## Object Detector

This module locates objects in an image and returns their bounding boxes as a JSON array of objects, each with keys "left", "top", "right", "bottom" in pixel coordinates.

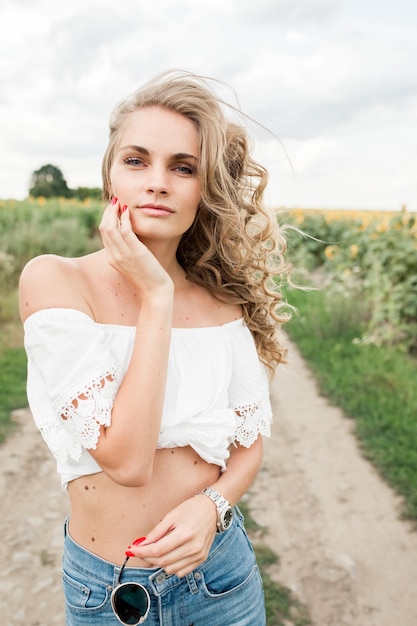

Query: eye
[
  {"left": 174, "top": 164, "right": 196, "bottom": 175},
  {"left": 124, "top": 156, "right": 145, "bottom": 167}
]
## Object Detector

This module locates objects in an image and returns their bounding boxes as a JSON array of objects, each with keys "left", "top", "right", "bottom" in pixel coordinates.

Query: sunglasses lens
[{"left": 112, "top": 583, "right": 150, "bottom": 625}]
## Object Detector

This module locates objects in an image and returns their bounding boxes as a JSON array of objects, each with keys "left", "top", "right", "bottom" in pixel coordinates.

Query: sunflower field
[
  {"left": 285, "top": 206, "right": 417, "bottom": 354},
  {"left": 282, "top": 206, "right": 417, "bottom": 521}
]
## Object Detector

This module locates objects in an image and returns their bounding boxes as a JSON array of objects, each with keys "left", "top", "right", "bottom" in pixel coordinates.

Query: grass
[
  {"left": 238, "top": 501, "right": 311, "bottom": 626},
  {"left": 0, "top": 345, "right": 28, "bottom": 443},
  {"left": 286, "top": 286, "right": 417, "bottom": 522}
]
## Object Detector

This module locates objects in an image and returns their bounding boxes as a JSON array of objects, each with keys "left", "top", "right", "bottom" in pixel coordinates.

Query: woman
[{"left": 20, "top": 70, "right": 290, "bottom": 625}]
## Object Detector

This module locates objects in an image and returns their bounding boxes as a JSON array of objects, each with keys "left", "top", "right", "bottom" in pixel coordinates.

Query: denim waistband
[{"left": 63, "top": 506, "right": 244, "bottom": 596}]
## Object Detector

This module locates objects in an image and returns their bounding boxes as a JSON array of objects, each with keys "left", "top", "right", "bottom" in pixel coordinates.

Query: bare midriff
[{"left": 67, "top": 446, "right": 221, "bottom": 567}]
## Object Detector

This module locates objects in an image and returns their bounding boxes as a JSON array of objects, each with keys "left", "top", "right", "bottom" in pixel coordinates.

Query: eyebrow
[{"left": 120, "top": 145, "right": 199, "bottom": 162}]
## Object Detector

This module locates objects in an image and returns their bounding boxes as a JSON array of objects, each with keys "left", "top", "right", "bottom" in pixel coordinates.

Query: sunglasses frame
[{"left": 111, "top": 556, "right": 151, "bottom": 625}]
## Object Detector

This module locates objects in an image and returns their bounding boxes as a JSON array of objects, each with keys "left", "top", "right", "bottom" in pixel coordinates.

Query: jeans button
[
  {"left": 194, "top": 572, "right": 201, "bottom": 580},
  {"left": 156, "top": 573, "right": 166, "bottom": 584}
]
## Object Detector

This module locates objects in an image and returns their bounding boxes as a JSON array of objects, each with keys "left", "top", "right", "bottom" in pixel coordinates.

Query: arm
[
  {"left": 76, "top": 201, "right": 175, "bottom": 486},
  {"left": 130, "top": 437, "right": 264, "bottom": 577},
  {"left": 208, "top": 436, "right": 264, "bottom": 506},
  {"left": 92, "top": 292, "right": 173, "bottom": 486},
  {"left": 20, "top": 200, "right": 174, "bottom": 487}
]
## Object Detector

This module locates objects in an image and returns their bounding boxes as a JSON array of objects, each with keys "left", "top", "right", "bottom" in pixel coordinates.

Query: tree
[
  {"left": 29, "top": 164, "right": 73, "bottom": 198},
  {"left": 73, "top": 186, "right": 102, "bottom": 201}
]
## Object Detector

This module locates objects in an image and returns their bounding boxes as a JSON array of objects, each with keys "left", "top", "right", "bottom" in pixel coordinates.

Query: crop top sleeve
[
  {"left": 228, "top": 326, "right": 272, "bottom": 448},
  {"left": 24, "top": 308, "right": 273, "bottom": 488}
]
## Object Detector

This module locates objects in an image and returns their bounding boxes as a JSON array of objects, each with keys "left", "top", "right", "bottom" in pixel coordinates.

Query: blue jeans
[{"left": 63, "top": 508, "right": 266, "bottom": 625}]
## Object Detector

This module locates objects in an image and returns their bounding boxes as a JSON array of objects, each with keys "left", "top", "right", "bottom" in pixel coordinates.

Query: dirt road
[
  {"left": 249, "top": 340, "right": 417, "bottom": 625},
  {"left": 1, "top": 339, "right": 417, "bottom": 625}
]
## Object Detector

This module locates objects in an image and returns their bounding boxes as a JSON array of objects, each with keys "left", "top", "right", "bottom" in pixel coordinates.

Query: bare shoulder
[{"left": 19, "top": 254, "right": 91, "bottom": 322}]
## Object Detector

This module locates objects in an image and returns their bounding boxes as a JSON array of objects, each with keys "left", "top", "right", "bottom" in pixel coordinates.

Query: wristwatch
[{"left": 198, "top": 487, "right": 233, "bottom": 533}]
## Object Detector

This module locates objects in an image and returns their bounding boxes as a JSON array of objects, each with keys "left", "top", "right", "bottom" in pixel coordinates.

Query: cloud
[
  {"left": 0, "top": 0, "right": 416, "bottom": 209},
  {"left": 232, "top": 17, "right": 417, "bottom": 139},
  {"left": 237, "top": 0, "right": 338, "bottom": 25}
]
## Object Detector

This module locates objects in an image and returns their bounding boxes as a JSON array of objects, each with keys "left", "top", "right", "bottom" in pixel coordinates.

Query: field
[
  {"left": 283, "top": 205, "right": 417, "bottom": 521},
  {"left": 0, "top": 197, "right": 104, "bottom": 441},
  {"left": 1, "top": 197, "right": 416, "bottom": 624},
  {"left": 285, "top": 205, "right": 417, "bottom": 352}
]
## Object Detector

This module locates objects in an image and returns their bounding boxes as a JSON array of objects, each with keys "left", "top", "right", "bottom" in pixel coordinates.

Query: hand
[
  {"left": 99, "top": 198, "right": 173, "bottom": 297},
  {"left": 128, "top": 496, "right": 218, "bottom": 578}
]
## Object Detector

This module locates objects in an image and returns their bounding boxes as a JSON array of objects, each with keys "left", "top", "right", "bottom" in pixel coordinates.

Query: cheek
[
  {"left": 108, "top": 167, "right": 118, "bottom": 195},
  {"left": 109, "top": 169, "right": 131, "bottom": 201},
  {"left": 187, "top": 198, "right": 200, "bottom": 224},
  {"left": 190, "top": 182, "right": 202, "bottom": 211}
]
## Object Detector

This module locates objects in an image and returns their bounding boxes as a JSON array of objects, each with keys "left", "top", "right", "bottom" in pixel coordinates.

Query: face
[{"left": 110, "top": 106, "right": 201, "bottom": 245}]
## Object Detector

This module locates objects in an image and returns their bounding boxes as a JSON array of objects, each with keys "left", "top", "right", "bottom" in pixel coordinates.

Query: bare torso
[
  {"left": 64, "top": 249, "right": 242, "bottom": 566},
  {"left": 68, "top": 449, "right": 221, "bottom": 566}
]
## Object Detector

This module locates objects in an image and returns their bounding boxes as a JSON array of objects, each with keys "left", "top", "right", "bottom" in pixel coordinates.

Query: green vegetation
[
  {"left": 238, "top": 501, "right": 311, "bottom": 626},
  {"left": 0, "top": 347, "right": 27, "bottom": 443},
  {"left": 286, "top": 208, "right": 417, "bottom": 353},
  {"left": 0, "top": 197, "right": 103, "bottom": 439},
  {"left": 285, "top": 208, "right": 417, "bottom": 521},
  {"left": 0, "top": 197, "right": 103, "bottom": 325},
  {"left": 29, "top": 163, "right": 102, "bottom": 200}
]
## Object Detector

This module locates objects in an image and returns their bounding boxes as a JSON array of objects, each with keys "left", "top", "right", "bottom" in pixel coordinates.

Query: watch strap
[{"left": 197, "top": 487, "right": 232, "bottom": 532}]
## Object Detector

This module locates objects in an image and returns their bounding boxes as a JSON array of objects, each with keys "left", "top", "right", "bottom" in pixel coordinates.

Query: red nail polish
[
  {"left": 121, "top": 204, "right": 128, "bottom": 213},
  {"left": 111, "top": 196, "right": 118, "bottom": 205},
  {"left": 125, "top": 550, "right": 135, "bottom": 557},
  {"left": 132, "top": 537, "right": 146, "bottom": 546}
]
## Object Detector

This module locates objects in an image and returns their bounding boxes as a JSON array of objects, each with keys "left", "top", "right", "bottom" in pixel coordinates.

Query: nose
[{"left": 145, "top": 165, "right": 169, "bottom": 195}]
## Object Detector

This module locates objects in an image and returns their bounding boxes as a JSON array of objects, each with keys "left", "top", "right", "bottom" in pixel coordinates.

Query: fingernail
[
  {"left": 132, "top": 537, "right": 146, "bottom": 546},
  {"left": 125, "top": 550, "right": 135, "bottom": 557},
  {"left": 121, "top": 204, "right": 128, "bottom": 213},
  {"left": 111, "top": 196, "right": 118, "bottom": 205}
]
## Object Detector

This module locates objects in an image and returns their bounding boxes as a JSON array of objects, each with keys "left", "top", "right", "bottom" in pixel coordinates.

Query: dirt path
[
  {"left": 1, "top": 340, "right": 417, "bottom": 625},
  {"left": 249, "top": 340, "right": 417, "bottom": 625}
]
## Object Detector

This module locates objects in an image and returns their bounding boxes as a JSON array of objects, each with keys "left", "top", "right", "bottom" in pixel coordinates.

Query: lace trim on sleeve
[
  {"left": 49, "top": 363, "right": 123, "bottom": 461},
  {"left": 233, "top": 398, "right": 272, "bottom": 448}
]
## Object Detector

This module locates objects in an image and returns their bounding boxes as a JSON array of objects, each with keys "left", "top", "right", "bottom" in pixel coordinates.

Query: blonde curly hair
[{"left": 102, "top": 70, "right": 291, "bottom": 373}]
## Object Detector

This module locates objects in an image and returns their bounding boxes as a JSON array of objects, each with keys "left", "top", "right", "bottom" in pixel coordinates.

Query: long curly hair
[{"left": 102, "top": 70, "right": 292, "bottom": 373}]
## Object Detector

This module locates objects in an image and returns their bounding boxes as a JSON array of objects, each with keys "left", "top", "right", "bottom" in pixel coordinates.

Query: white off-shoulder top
[{"left": 23, "top": 308, "right": 272, "bottom": 489}]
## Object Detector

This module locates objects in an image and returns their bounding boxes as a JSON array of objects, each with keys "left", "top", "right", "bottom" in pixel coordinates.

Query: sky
[{"left": 1, "top": 0, "right": 416, "bottom": 211}]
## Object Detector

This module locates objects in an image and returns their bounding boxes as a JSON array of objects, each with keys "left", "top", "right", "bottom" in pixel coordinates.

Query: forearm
[
  {"left": 93, "top": 293, "right": 174, "bottom": 484},
  {"left": 113, "top": 295, "right": 173, "bottom": 434},
  {"left": 209, "top": 437, "right": 264, "bottom": 506}
]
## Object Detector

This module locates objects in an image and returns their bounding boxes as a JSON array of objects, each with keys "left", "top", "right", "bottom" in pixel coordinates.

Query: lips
[{"left": 138, "top": 203, "right": 174, "bottom": 215}]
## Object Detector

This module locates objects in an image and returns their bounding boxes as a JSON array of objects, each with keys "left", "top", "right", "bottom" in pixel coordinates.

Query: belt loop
[
  {"left": 113, "top": 564, "right": 122, "bottom": 588},
  {"left": 186, "top": 571, "right": 200, "bottom": 594}
]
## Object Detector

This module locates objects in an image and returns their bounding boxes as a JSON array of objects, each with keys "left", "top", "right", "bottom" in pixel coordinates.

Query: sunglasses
[{"left": 111, "top": 555, "right": 151, "bottom": 625}]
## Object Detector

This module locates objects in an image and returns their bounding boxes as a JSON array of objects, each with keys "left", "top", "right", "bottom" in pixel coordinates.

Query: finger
[
  {"left": 139, "top": 519, "right": 176, "bottom": 546},
  {"left": 100, "top": 201, "right": 136, "bottom": 257},
  {"left": 160, "top": 546, "right": 210, "bottom": 578},
  {"left": 101, "top": 196, "right": 119, "bottom": 221},
  {"left": 99, "top": 199, "right": 121, "bottom": 239},
  {"left": 169, "top": 557, "right": 204, "bottom": 578},
  {"left": 119, "top": 204, "right": 130, "bottom": 222},
  {"left": 132, "top": 530, "right": 186, "bottom": 566},
  {"left": 118, "top": 206, "right": 139, "bottom": 243},
  {"left": 136, "top": 529, "right": 209, "bottom": 569}
]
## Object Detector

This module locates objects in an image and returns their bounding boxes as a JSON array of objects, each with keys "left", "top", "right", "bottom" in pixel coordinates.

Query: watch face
[{"left": 222, "top": 508, "right": 233, "bottom": 530}]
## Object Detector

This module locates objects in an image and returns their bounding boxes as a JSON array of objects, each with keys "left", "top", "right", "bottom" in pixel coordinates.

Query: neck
[
  {"left": 109, "top": 236, "right": 188, "bottom": 289},
  {"left": 139, "top": 236, "right": 186, "bottom": 283}
]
